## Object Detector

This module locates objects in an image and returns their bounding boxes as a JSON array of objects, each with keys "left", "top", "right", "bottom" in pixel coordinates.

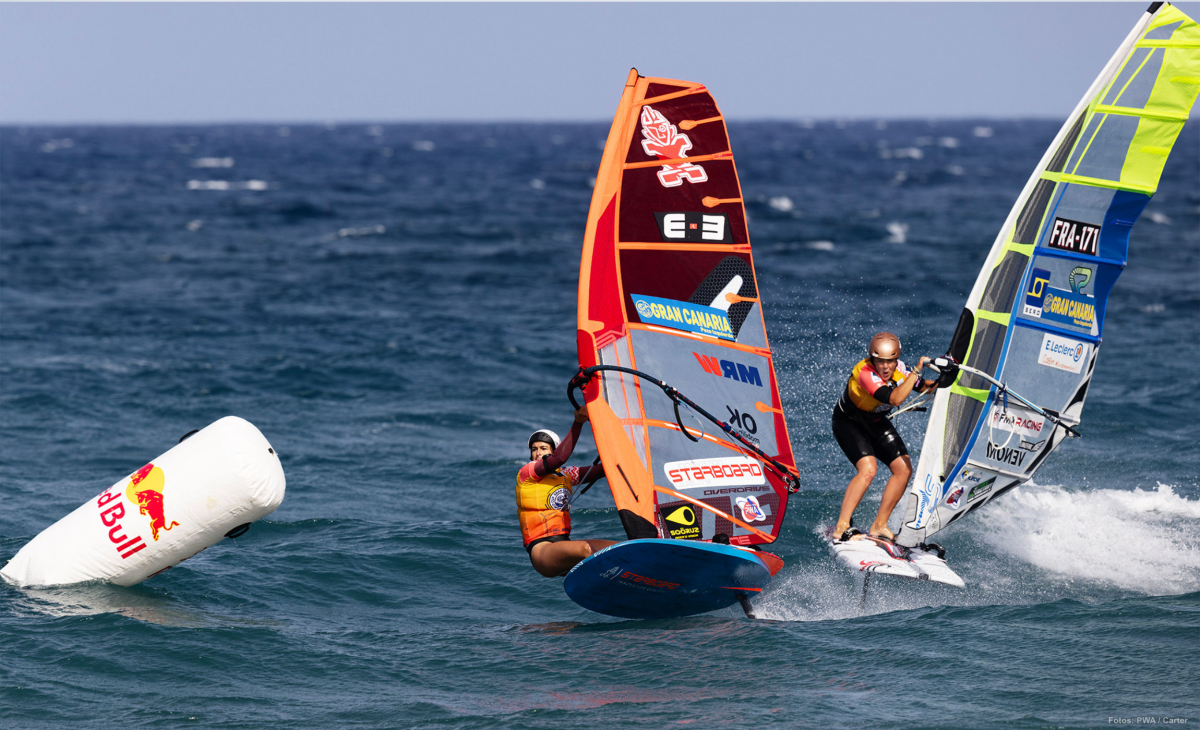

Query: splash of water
[{"left": 966, "top": 482, "right": 1200, "bottom": 595}]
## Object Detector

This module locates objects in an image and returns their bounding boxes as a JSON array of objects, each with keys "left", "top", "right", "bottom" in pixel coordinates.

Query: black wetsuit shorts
[
  {"left": 525, "top": 534, "right": 570, "bottom": 555},
  {"left": 831, "top": 402, "right": 909, "bottom": 466}
]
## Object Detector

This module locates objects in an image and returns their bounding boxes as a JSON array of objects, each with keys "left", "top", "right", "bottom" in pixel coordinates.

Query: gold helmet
[{"left": 869, "top": 332, "right": 901, "bottom": 360}]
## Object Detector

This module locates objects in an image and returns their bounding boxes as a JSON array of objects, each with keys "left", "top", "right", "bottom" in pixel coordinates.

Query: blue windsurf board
[{"left": 563, "top": 539, "right": 782, "bottom": 619}]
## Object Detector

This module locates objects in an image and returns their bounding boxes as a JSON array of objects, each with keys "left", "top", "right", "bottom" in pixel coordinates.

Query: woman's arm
[{"left": 531, "top": 407, "right": 589, "bottom": 478}]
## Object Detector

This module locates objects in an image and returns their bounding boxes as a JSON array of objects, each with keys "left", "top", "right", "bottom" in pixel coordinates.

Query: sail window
[
  {"left": 1103, "top": 48, "right": 1164, "bottom": 111},
  {"left": 1047, "top": 113, "right": 1086, "bottom": 173},
  {"left": 1074, "top": 115, "right": 1141, "bottom": 182},
  {"left": 942, "top": 394, "right": 985, "bottom": 479},
  {"left": 979, "top": 251, "right": 1032, "bottom": 314},
  {"left": 964, "top": 319, "right": 1007, "bottom": 382},
  {"left": 1013, "top": 180, "right": 1056, "bottom": 245}
]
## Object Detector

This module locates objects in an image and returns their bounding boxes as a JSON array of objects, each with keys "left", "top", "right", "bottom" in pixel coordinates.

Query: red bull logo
[
  {"left": 125, "top": 463, "right": 180, "bottom": 541},
  {"left": 640, "top": 105, "right": 708, "bottom": 188}
]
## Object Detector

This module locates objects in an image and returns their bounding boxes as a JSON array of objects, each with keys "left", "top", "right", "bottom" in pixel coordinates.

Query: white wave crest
[{"left": 969, "top": 483, "right": 1200, "bottom": 595}]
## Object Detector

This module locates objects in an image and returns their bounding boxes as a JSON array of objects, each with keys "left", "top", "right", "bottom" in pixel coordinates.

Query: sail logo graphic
[
  {"left": 639, "top": 106, "right": 708, "bottom": 188},
  {"left": 911, "top": 474, "right": 940, "bottom": 529},
  {"left": 1069, "top": 266, "right": 1092, "bottom": 294},
  {"left": 1038, "top": 333, "right": 1088, "bottom": 374},
  {"left": 967, "top": 476, "right": 996, "bottom": 503},
  {"left": 693, "top": 352, "right": 763, "bottom": 387},
  {"left": 1023, "top": 268, "right": 1096, "bottom": 329},
  {"left": 985, "top": 441, "right": 1027, "bottom": 468},
  {"left": 654, "top": 212, "right": 732, "bottom": 243},
  {"left": 1041, "top": 289, "right": 1096, "bottom": 329},
  {"left": 988, "top": 408, "right": 1044, "bottom": 438},
  {"left": 664, "top": 504, "right": 700, "bottom": 540},
  {"left": 632, "top": 294, "right": 734, "bottom": 340},
  {"left": 1047, "top": 217, "right": 1100, "bottom": 256},
  {"left": 944, "top": 487, "right": 964, "bottom": 508},
  {"left": 664, "top": 457, "right": 765, "bottom": 488},
  {"left": 1023, "top": 268, "right": 1052, "bottom": 318},
  {"left": 736, "top": 495, "right": 767, "bottom": 522}
]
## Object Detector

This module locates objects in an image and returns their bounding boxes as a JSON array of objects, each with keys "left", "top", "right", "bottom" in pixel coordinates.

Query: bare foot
[{"left": 869, "top": 525, "right": 895, "bottom": 541}]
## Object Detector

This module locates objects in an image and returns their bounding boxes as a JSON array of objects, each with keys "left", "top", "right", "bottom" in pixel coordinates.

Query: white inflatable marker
[{"left": 1, "top": 416, "right": 285, "bottom": 588}]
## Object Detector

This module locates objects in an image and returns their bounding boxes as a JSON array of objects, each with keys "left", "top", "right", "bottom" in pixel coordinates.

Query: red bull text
[{"left": 96, "top": 490, "right": 146, "bottom": 559}]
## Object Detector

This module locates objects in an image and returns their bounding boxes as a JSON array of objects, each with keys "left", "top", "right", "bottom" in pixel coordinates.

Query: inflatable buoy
[{"left": 1, "top": 416, "right": 285, "bottom": 588}]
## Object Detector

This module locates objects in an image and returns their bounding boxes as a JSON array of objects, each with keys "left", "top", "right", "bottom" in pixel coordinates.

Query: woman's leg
[
  {"left": 834, "top": 456, "right": 877, "bottom": 537},
  {"left": 530, "top": 539, "right": 618, "bottom": 577},
  {"left": 870, "top": 454, "right": 913, "bottom": 539}
]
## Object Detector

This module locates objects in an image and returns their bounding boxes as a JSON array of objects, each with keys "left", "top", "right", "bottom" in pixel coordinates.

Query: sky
[{"left": 2, "top": 2, "right": 1198, "bottom": 124}]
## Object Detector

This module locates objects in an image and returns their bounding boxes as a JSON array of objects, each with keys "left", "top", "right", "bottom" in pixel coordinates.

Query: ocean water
[{"left": 1, "top": 120, "right": 1197, "bottom": 729}]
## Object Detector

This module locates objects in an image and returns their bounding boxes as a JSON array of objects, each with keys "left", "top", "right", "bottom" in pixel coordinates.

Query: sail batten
[
  {"left": 897, "top": 3, "right": 1200, "bottom": 547},
  {"left": 577, "top": 72, "right": 797, "bottom": 547}
]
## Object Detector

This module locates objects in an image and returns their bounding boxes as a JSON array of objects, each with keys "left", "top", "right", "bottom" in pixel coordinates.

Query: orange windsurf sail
[{"left": 575, "top": 70, "right": 798, "bottom": 546}]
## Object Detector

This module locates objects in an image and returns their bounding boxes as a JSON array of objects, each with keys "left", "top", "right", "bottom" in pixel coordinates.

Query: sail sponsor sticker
[
  {"left": 640, "top": 105, "right": 708, "bottom": 188},
  {"left": 944, "top": 487, "right": 964, "bottom": 509},
  {"left": 663, "top": 504, "right": 701, "bottom": 540},
  {"left": 736, "top": 495, "right": 767, "bottom": 522},
  {"left": 985, "top": 440, "right": 1028, "bottom": 469},
  {"left": 1046, "top": 217, "right": 1100, "bottom": 256},
  {"left": 693, "top": 352, "right": 763, "bottom": 387},
  {"left": 967, "top": 476, "right": 997, "bottom": 503},
  {"left": 655, "top": 212, "right": 732, "bottom": 243},
  {"left": 632, "top": 294, "right": 734, "bottom": 340},
  {"left": 1023, "top": 268, "right": 1096, "bottom": 330},
  {"left": 1037, "top": 332, "right": 1089, "bottom": 373},
  {"left": 910, "top": 474, "right": 940, "bottom": 529},
  {"left": 664, "top": 456, "right": 765, "bottom": 489},
  {"left": 989, "top": 408, "right": 1045, "bottom": 438}
]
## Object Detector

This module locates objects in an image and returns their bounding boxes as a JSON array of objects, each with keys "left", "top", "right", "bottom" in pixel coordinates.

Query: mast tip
[{"left": 1147, "top": 2, "right": 1164, "bottom": 14}]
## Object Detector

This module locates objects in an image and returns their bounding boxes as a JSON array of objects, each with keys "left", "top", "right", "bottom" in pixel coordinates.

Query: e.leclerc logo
[{"left": 1038, "top": 332, "right": 1087, "bottom": 374}]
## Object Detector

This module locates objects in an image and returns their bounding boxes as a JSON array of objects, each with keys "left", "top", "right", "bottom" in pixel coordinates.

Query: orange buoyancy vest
[
  {"left": 842, "top": 357, "right": 910, "bottom": 414},
  {"left": 516, "top": 463, "right": 582, "bottom": 546}
]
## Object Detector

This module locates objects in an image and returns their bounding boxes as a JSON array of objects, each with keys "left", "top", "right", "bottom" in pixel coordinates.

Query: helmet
[
  {"left": 868, "top": 332, "right": 902, "bottom": 360},
  {"left": 528, "top": 429, "right": 561, "bottom": 450}
]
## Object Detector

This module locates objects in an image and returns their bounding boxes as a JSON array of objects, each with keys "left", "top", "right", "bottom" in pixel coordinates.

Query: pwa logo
[
  {"left": 736, "top": 495, "right": 766, "bottom": 522},
  {"left": 693, "top": 352, "right": 762, "bottom": 387},
  {"left": 640, "top": 106, "right": 708, "bottom": 188}
]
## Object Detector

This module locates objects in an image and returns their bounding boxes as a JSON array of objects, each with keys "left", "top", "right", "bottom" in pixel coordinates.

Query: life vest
[
  {"left": 515, "top": 463, "right": 581, "bottom": 546},
  {"left": 841, "top": 357, "right": 909, "bottom": 414}
]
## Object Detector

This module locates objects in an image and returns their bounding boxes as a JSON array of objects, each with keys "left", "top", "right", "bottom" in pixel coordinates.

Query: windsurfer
[
  {"left": 517, "top": 404, "right": 617, "bottom": 577},
  {"left": 831, "top": 332, "right": 936, "bottom": 542}
]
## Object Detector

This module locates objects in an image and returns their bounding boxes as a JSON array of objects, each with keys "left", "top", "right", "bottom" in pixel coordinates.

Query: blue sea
[{"left": 1, "top": 119, "right": 1197, "bottom": 729}]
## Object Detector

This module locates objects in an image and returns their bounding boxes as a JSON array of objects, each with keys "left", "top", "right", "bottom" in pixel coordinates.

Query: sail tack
[
  {"left": 577, "top": 70, "right": 797, "bottom": 547},
  {"left": 898, "top": 3, "right": 1200, "bottom": 547}
]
